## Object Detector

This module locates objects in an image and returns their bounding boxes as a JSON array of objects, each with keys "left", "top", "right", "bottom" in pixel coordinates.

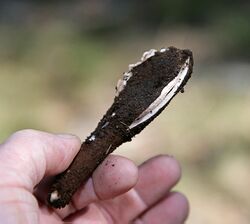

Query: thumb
[{"left": 0, "top": 129, "right": 81, "bottom": 191}]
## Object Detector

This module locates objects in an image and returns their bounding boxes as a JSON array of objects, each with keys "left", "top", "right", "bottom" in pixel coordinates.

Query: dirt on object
[{"left": 48, "top": 46, "right": 194, "bottom": 208}]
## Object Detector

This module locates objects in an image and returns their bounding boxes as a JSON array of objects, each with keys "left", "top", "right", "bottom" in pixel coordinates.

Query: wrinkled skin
[{"left": 0, "top": 129, "right": 189, "bottom": 224}]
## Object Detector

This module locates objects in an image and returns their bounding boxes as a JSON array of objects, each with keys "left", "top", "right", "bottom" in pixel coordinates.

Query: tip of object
[{"left": 50, "top": 190, "right": 60, "bottom": 203}]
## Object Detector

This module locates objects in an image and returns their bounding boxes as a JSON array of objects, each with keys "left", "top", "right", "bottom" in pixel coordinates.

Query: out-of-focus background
[{"left": 0, "top": 0, "right": 249, "bottom": 223}]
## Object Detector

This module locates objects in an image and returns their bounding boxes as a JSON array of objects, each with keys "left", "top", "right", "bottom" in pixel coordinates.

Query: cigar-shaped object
[{"left": 48, "top": 46, "right": 194, "bottom": 208}]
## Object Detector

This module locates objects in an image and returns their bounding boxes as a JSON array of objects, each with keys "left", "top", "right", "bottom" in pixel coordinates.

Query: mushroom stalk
[{"left": 48, "top": 46, "right": 194, "bottom": 208}]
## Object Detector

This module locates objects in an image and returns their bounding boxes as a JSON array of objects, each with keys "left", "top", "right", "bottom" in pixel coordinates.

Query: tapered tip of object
[{"left": 48, "top": 190, "right": 68, "bottom": 209}]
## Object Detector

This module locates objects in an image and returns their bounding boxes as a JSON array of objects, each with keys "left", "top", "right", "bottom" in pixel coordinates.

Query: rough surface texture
[{"left": 48, "top": 46, "right": 194, "bottom": 208}]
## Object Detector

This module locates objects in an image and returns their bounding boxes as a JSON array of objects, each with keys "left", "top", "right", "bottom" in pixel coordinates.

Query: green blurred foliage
[{"left": 0, "top": 0, "right": 249, "bottom": 59}]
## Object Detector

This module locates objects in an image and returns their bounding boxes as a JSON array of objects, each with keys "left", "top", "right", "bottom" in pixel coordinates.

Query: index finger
[{"left": 0, "top": 129, "right": 81, "bottom": 191}]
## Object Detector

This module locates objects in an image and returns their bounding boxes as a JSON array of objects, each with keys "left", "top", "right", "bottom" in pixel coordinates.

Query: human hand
[{"left": 0, "top": 129, "right": 189, "bottom": 224}]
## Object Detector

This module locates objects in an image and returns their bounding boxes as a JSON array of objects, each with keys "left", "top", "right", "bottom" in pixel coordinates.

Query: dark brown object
[{"left": 48, "top": 47, "right": 194, "bottom": 208}]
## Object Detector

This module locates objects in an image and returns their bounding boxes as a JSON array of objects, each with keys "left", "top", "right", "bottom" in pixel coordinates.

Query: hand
[{"left": 0, "top": 129, "right": 189, "bottom": 224}]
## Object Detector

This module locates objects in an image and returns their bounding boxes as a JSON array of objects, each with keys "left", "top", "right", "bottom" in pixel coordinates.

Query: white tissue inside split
[
  {"left": 129, "top": 57, "right": 190, "bottom": 129},
  {"left": 115, "top": 71, "right": 133, "bottom": 96},
  {"left": 50, "top": 191, "right": 60, "bottom": 202}
]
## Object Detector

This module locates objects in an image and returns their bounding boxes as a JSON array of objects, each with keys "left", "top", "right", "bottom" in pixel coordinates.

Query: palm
[
  {"left": 0, "top": 130, "right": 188, "bottom": 224},
  {"left": 35, "top": 156, "right": 187, "bottom": 224}
]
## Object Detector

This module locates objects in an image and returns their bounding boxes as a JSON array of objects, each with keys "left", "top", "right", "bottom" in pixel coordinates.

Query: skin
[{"left": 0, "top": 129, "right": 189, "bottom": 224}]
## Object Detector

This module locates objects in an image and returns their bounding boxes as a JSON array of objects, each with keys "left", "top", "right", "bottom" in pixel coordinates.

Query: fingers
[
  {"left": 0, "top": 129, "right": 81, "bottom": 190},
  {"left": 0, "top": 187, "right": 39, "bottom": 224},
  {"left": 73, "top": 155, "right": 138, "bottom": 208},
  {"left": 134, "top": 155, "right": 181, "bottom": 206},
  {"left": 37, "top": 155, "right": 138, "bottom": 220},
  {"left": 133, "top": 192, "right": 189, "bottom": 224},
  {"left": 93, "top": 155, "right": 138, "bottom": 200},
  {"left": 100, "top": 155, "right": 182, "bottom": 223},
  {"left": 63, "top": 204, "right": 108, "bottom": 224}
]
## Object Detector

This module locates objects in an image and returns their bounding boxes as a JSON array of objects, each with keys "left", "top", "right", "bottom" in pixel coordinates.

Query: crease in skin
[{"left": 100, "top": 189, "right": 148, "bottom": 224}]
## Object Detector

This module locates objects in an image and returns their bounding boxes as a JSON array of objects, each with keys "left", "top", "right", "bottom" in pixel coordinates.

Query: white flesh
[
  {"left": 129, "top": 57, "right": 190, "bottom": 129},
  {"left": 50, "top": 191, "right": 60, "bottom": 202}
]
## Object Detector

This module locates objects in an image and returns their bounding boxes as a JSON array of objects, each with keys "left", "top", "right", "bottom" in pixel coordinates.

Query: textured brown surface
[{"left": 48, "top": 46, "right": 194, "bottom": 208}]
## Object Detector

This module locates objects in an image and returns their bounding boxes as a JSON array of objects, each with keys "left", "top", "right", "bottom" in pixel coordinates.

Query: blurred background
[{"left": 0, "top": 0, "right": 249, "bottom": 223}]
